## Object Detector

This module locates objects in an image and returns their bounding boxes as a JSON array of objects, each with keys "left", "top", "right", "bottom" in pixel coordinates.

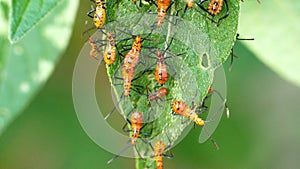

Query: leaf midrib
[{"left": 11, "top": 0, "right": 31, "bottom": 36}]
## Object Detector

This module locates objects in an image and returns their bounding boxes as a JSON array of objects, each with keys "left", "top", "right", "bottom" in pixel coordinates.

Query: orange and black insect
[
  {"left": 107, "top": 111, "right": 150, "bottom": 164},
  {"left": 142, "top": 86, "right": 169, "bottom": 121},
  {"left": 144, "top": 37, "right": 178, "bottom": 86},
  {"left": 153, "top": 141, "right": 165, "bottom": 169},
  {"left": 104, "top": 69, "right": 135, "bottom": 119},
  {"left": 154, "top": 49, "right": 169, "bottom": 85},
  {"left": 88, "top": 37, "right": 99, "bottom": 59},
  {"left": 104, "top": 28, "right": 157, "bottom": 120},
  {"left": 171, "top": 98, "right": 225, "bottom": 149},
  {"left": 146, "top": 135, "right": 173, "bottom": 169},
  {"left": 83, "top": 20, "right": 101, "bottom": 60},
  {"left": 207, "top": 0, "right": 225, "bottom": 16},
  {"left": 143, "top": 49, "right": 171, "bottom": 86},
  {"left": 171, "top": 100, "right": 206, "bottom": 126},
  {"left": 104, "top": 35, "right": 144, "bottom": 120},
  {"left": 196, "top": 0, "right": 229, "bottom": 25},
  {"left": 103, "top": 31, "right": 117, "bottom": 65},
  {"left": 121, "top": 36, "right": 142, "bottom": 96},
  {"left": 151, "top": 141, "right": 169, "bottom": 169},
  {"left": 147, "top": 87, "right": 168, "bottom": 102},
  {"left": 123, "top": 36, "right": 142, "bottom": 71},
  {"left": 117, "top": 35, "right": 142, "bottom": 93},
  {"left": 154, "top": 49, "right": 180, "bottom": 85},
  {"left": 87, "top": 0, "right": 106, "bottom": 29},
  {"left": 127, "top": 110, "right": 144, "bottom": 145},
  {"left": 83, "top": 22, "right": 117, "bottom": 64},
  {"left": 114, "top": 29, "right": 155, "bottom": 96},
  {"left": 157, "top": 0, "right": 172, "bottom": 27}
]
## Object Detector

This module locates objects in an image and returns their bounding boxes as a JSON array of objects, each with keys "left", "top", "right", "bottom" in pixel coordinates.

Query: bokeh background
[{"left": 1, "top": 1, "right": 300, "bottom": 169}]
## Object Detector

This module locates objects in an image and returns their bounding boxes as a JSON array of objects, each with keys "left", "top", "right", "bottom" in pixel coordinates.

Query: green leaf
[
  {"left": 99, "top": 0, "right": 240, "bottom": 168},
  {"left": 9, "top": 0, "right": 62, "bottom": 43},
  {"left": 0, "top": 0, "right": 78, "bottom": 135},
  {"left": 238, "top": 0, "right": 300, "bottom": 87}
]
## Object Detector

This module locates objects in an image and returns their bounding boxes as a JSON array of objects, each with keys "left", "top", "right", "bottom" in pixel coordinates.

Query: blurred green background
[{"left": 1, "top": 1, "right": 300, "bottom": 169}]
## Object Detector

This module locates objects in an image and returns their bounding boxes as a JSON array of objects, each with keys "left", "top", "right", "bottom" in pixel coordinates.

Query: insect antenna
[
  {"left": 104, "top": 92, "right": 124, "bottom": 120},
  {"left": 204, "top": 98, "right": 227, "bottom": 123},
  {"left": 107, "top": 143, "right": 132, "bottom": 164}
]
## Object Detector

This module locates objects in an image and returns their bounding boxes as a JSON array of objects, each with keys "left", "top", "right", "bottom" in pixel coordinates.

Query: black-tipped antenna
[
  {"left": 236, "top": 33, "right": 255, "bottom": 41},
  {"left": 212, "top": 89, "right": 230, "bottom": 118}
]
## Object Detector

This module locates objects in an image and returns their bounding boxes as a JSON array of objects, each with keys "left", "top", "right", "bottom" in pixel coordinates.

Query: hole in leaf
[{"left": 201, "top": 53, "right": 209, "bottom": 68}]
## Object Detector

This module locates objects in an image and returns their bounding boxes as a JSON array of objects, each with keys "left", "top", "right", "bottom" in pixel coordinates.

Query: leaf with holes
[
  {"left": 0, "top": 0, "right": 78, "bottom": 135},
  {"left": 101, "top": 0, "right": 240, "bottom": 168}
]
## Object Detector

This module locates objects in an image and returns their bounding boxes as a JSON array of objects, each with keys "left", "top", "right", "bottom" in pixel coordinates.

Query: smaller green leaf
[
  {"left": 9, "top": 0, "right": 61, "bottom": 43},
  {"left": 0, "top": 0, "right": 79, "bottom": 135},
  {"left": 239, "top": 0, "right": 300, "bottom": 87}
]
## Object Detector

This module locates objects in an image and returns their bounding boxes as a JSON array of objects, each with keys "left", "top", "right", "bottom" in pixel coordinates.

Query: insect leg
[
  {"left": 196, "top": 0, "right": 210, "bottom": 15},
  {"left": 229, "top": 34, "right": 254, "bottom": 71},
  {"left": 87, "top": 5, "right": 96, "bottom": 18},
  {"left": 196, "top": 0, "right": 219, "bottom": 24},
  {"left": 163, "top": 7, "right": 183, "bottom": 27},
  {"left": 122, "top": 120, "right": 132, "bottom": 133},
  {"left": 165, "top": 62, "right": 177, "bottom": 78},
  {"left": 162, "top": 134, "right": 174, "bottom": 158},
  {"left": 216, "top": 0, "right": 230, "bottom": 26},
  {"left": 228, "top": 48, "right": 235, "bottom": 71},
  {"left": 134, "top": 145, "right": 145, "bottom": 160},
  {"left": 182, "top": 4, "right": 189, "bottom": 18},
  {"left": 112, "top": 61, "right": 124, "bottom": 80}
]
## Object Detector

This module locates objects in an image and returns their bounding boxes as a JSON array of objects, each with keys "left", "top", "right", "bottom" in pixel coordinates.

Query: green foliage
[
  {"left": 103, "top": 0, "right": 240, "bottom": 168},
  {"left": 0, "top": 0, "right": 79, "bottom": 135},
  {"left": 239, "top": 0, "right": 300, "bottom": 87},
  {"left": 9, "top": 0, "right": 62, "bottom": 43}
]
